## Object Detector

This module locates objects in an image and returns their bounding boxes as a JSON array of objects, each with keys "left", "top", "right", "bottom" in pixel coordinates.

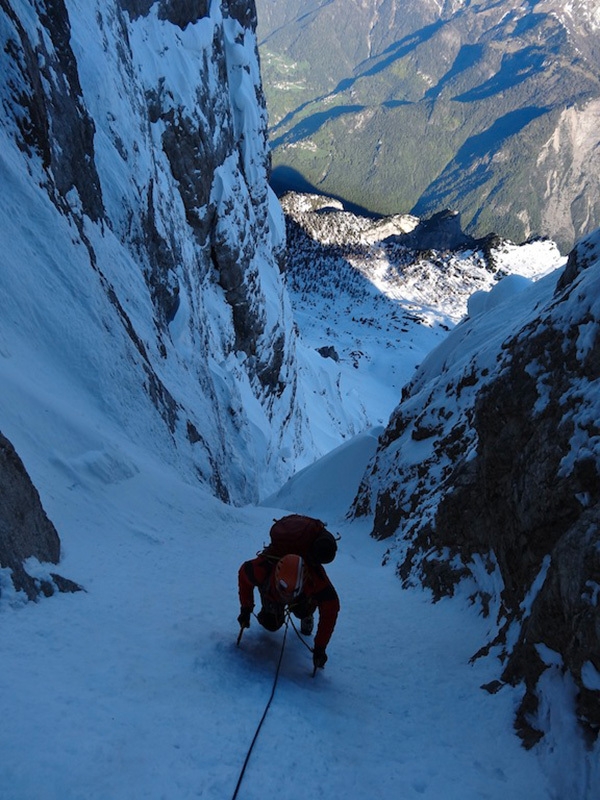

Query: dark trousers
[{"left": 257, "top": 595, "right": 315, "bottom": 632}]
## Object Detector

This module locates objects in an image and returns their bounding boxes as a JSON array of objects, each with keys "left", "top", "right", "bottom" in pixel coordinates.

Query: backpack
[{"left": 262, "top": 514, "right": 338, "bottom": 564}]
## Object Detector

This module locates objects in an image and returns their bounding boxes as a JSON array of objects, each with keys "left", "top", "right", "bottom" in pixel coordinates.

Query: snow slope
[
  {"left": 0, "top": 238, "right": 569, "bottom": 798},
  {"left": 0, "top": 417, "right": 553, "bottom": 800}
]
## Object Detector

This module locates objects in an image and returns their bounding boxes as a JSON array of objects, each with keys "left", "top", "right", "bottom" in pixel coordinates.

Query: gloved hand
[
  {"left": 238, "top": 608, "right": 252, "bottom": 629},
  {"left": 313, "top": 647, "right": 327, "bottom": 670}
]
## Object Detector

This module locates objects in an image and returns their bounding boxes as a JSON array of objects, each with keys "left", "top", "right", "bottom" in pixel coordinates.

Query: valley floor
[{"left": 0, "top": 443, "right": 556, "bottom": 800}]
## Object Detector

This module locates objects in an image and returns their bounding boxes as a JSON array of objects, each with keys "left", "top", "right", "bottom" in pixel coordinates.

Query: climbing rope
[
  {"left": 232, "top": 616, "right": 290, "bottom": 800},
  {"left": 286, "top": 612, "right": 320, "bottom": 676},
  {"left": 286, "top": 612, "right": 315, "bottom": 653}
]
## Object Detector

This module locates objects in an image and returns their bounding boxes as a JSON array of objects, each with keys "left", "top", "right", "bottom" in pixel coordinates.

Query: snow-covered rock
[
  {"left": 282, "top": 191, "right": 563, "bottom": 440},
  {"left": 0, "top": 0, "right": 319, "bottom": 506},
  {"left": 353, "top": 228, "right": 600, "bottom": 748}
]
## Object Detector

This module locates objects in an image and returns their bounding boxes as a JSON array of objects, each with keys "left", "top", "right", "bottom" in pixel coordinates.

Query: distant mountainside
[{"left": 256, "top": 0, "right": 600, "bottom": 252}]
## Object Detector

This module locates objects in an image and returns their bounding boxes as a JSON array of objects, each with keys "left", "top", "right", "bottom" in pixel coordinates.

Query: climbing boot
[{"left": 301, "top": 614, "right": 314, "bottom": 636}]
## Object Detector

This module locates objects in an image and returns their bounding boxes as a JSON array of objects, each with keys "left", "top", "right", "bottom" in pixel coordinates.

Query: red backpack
[{"left": 262, "top": 514, "right": 338, "bottom": 564}]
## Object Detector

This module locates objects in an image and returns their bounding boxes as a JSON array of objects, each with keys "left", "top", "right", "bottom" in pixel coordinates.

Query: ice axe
[
  {"left": 311, "top": 650, "right": 321, "bottom": 678},
  {"left": 236, "top": 610, "right": 251, "bottom": 646}
]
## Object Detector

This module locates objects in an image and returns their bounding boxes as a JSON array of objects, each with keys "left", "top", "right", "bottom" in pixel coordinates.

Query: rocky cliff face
[
  {"left": 353, "top": 230, "right": 600, "bottom": 745},
  {"left": 0, "top": 0, "right": 305, "bottom": 503}
]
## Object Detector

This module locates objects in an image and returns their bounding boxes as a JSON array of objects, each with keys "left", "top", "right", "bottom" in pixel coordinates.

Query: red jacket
[{"left": 238, "top": 554, "right": 340, "bottom": 651}]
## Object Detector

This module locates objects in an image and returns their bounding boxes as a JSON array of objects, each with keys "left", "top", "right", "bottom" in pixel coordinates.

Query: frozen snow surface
[{"left": 0, "top": 432, "right": 556, "bottom": 800}]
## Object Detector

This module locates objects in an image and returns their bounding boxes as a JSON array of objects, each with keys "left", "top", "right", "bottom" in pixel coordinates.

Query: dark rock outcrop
[
  {"left": 391, "top": 210, "right": 475, "bottom": 252},
  {"left": 0, "top": 432, "right": 81, "bottom": 602},
  {"left": 317, "top": 345, "right": 339, "bottom": 362},
  {"left": 428, "top": 257, "right": 600, "bottom": 743},
  {"left": 2, "top": 0, "right": 104, "bottom": 221}
]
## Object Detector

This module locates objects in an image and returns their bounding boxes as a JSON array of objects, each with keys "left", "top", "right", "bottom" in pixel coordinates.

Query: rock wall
[
  {"left": 353, "top": 231, "right": 600, "bottom": 744},
  {"left": 430, "top": 246, "right": 600, "bottom": 743},
  {"left": 0, "top": 0, "right": 299, "bottom": 503}
]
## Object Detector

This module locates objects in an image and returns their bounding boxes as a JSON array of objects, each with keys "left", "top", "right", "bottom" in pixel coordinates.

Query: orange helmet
[{"left": 274, "top": 554, "right": 305, "bottom": 601}]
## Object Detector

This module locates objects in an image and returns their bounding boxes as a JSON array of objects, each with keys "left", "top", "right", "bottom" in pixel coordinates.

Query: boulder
[{"left": 0, "top": 432, "right": 81, "bottom": 602}]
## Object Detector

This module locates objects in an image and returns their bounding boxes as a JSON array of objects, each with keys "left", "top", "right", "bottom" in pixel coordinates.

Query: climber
[{"left": 237, "top": 552, "right": 340, "bottom": 671}]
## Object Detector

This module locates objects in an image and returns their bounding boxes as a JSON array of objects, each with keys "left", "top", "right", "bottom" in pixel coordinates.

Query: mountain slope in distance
[{"left": 256, "top": 0, "right": 600, "bottom": 252}]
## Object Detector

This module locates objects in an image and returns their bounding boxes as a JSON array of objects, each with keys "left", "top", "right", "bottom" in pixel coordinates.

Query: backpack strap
[{"left": 257, "top": 547, "right": 280, "bottom": 563}]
